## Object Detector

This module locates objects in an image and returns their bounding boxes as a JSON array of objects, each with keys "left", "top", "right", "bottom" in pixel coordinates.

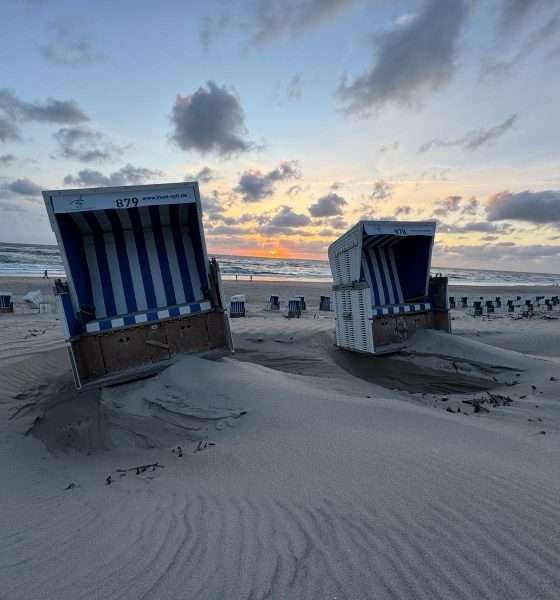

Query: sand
[{"left": 1, "top": 276, "right": 560, "bottom": 599}]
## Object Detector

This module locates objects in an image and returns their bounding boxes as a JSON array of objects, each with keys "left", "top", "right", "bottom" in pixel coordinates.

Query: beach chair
[
  {"left": 296, "top": 295, "right": 306, "bottom": 310},
  {"left": 545, "top": 299, "right": 553, "bottom": 311},
  {"left": 287, "top": 298, "right": 302, "bottom": 318},
  {"left": 229, "top": 295, "right": 246, "bottom": 318},
  {"left": 461, "top": 297, "right": 468, "bottom": 309},
  {"left": 328, "top": 220, "right": 450, "bottom": 354},
  {"left": 507, "top": 300, "right": 515, "bottom": 313},
  {"left": 0, "top": 291, "right": 14, "bottom": 314},
  {"left": 267, "top": 295, "right": 280, "bottom": 311},
  {"left": 485, "top": 300, "right": 495, "bottom": 314},
  {"left": 319, "top": 295, "right": 332, "bottom": 311},
  {"left": 449, "top": 296, "right": 456, "bottom": 309},
  {"left": 43, "top": 182, "right": 233, "bottom": 389},
  {"left": 473, "top": 301, "right": 483, "bottom": 316},
  {"left": 495, "top": 296, "right": 502, "bottom": 309}
]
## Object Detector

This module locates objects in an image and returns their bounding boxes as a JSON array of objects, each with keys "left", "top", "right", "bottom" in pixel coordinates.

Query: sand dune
[{"left": 1, "top": 278, "right": 560, "bottom": 599}]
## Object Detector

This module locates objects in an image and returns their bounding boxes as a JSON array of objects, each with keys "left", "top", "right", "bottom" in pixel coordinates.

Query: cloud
[
  {"left": 433, "top": 195, "right": 463, "bottom": 216},
  {"left": 328, "top": 216, "right": 348, "bottom": 229},
  {"left": 63, "top": 164, "right": 164, "bottom": 187},
  {"left": 438, "top": 242, "right": 560, "bottom": 264},
  {"left": 286, "top": 73, "right": 304, "bottom": 100},
  {"left": 41, "top": 17, "right": 106, "bottom": 66},
  {"left": 438, "top": 220, "right": 512, "bottom": 234},
  {"left": 201, "top": 190, "right": 224, "bottom": 218},
  {"left": 170, "top": 81, "right": 252, "bottom": 156},
  {"left": 497, "top": 0, "right": 547, "bottom": 34},
  {"left": 309, "top": 192, "right": 347, "bottom": 217},
  {"left": 379, "top": 141, "right": 399, "bottom": 153},
  {"left": 0, "top": 88, "right": 89, "bottom": 124},
  {"left": 7, "top": 177, "right": 42, "bottom": 196},
  {"left": 287, "top": 184, "right": 303, "bottom": 196},
  {"left": 395, "top": 205, "right": 412, "bottom": 216},
  {"left": 269, "top": 205, "right": 311, "bottom": 227},
  {"left": 486, "top": 190, "right": 560, "bottom": 224},
  {"left": 235, "top": 161, "right": 300, "bottom": 202},
  {"left": 0, "top": 116, "right": 22, "bottom": 142},
  {"left": 203, "top": 0, "right": 359, "bottom": 48},
  {"left": 370, "top": 179, "right": 393, "bottom": 200},
  {"left": 185, "top": 166, "right": 215, "bottom": 183},
  {"left": 0, "top": 153, "right": 16, "bottom": 165},
  {"left": 53, "top": 126, "right": 124, "bottom": 162},
  {"left": 485, "top": 11, "right": 560, "bottom": 79},
  {"left": 338, "top": 0, "right": 470, "bottom": 113},
  {"left": 419, "top": 114, "right": 518, "bottom": 153}
]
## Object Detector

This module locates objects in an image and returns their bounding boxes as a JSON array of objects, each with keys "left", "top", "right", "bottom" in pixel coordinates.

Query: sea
[{"left": 1, "top": 241, "right": 559, "bottom": 287}]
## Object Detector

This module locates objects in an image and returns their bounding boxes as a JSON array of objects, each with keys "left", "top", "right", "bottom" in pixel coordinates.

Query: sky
[{"left": 0, "top": 0, "right": 559, "bottom": 273}]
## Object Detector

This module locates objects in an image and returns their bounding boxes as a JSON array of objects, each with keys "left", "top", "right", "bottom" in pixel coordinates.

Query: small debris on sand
[
  {"left": 105, "top": 476, "right": 112, "bottom": 485},
  {"left": 65, "top": 482, "right": 78, "bottom": 490}
]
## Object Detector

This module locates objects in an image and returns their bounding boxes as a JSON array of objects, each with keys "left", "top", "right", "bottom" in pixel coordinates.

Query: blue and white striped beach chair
[
  {"left": 287, "top": 298, "right": 302, "bottom": 318},
  {"left": 42, "top": 182, "right": 232, "bottom": 388},
  {"left": 230, "top": 295, "right": 246, "bottom": 318},
  {"left": 0, "top": 291, "right": 13, "bottom": 313}
]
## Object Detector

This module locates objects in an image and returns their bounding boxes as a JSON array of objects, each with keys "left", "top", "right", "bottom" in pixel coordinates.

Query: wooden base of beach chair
[{"left": 70, "top": 310, "right": 229, "bottom": 389}]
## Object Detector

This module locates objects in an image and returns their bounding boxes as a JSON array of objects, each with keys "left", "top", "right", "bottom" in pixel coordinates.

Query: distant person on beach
[{"left": 43, "top": 269, "right": 48, "bottom": 279}]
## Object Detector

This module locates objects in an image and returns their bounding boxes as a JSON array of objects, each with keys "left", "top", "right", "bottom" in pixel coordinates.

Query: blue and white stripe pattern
[
  {"left": 85, "top": 300, "right": 211, "bottom": 333},
  {"left": 229, "top": 295, "right": 246, "bottom": 317},
  {"left": 373, "top": 302, "right": 431, "bottom": 317},
  {"left": 361, "top": 236, "right": 404, "bottom": 307},
  {"left": 58, "top": 205, "right": 207, "bottom": 321}
]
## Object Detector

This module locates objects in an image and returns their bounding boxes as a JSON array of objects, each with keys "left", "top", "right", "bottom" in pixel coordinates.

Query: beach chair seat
[
  {"left": 84, "top": 300, "right": 212, "bottom": 333},
  {"left": 229, "top": 295, "right": 246, "bottom": 318}
]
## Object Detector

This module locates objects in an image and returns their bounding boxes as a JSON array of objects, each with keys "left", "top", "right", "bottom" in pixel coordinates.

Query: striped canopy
[
  {"left": 56, "top": 203, "right": 208, "bottom": 322},
  {"left": 359, "top": 224, "right": 435, "bottom": 307}
]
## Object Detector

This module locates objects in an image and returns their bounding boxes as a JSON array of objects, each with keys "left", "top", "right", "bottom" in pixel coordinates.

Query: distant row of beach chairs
[
  {"left": 449, "top": 295, "right": 560, "bottom": 316},
  {"left": 229, "top": 294, "right": 332, "bottom": 318}
]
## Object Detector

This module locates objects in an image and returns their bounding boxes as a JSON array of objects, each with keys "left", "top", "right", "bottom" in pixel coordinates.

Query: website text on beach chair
[
  {"left": 229, "top": 295, "right": 246, "bottom": 318},
  {"left": 328, "top": 220, "right": 451, "bottom": 355},
  {"left": 43, "top": 182, "right": 233, "bottom": 389}
]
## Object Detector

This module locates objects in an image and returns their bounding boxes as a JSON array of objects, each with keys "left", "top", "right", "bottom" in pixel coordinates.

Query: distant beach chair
[
  {"left": 23, "top": 290, "right": 43, "bottom": 309},
  {"left": 287, "top": 298, "right": 302, "bottom": 318},
  {"left": 319, "top": 295, "right": 332, "bottom": 311},
  {"left": 473, "top": 301, "right": 483, "bottom": 316},
  {"left": 552, "top": 296, "right": 559, "bottom": 306},
  {"left": 545, "top": 299, "right": 553, "bottom": 311},
  {"left": 0, "top": 291, "right": 14, "bottom": 314},
  {"left": 267, "top": 295, "right": 280, "bottom": 311},
  {"left": 485, "top": 300, "right": 495, "bottom": 314},
  {"left": 296, "top": 295, "right": 306, "bottom": 310},
  {"left": 449, "top": 296, "right": 456, "bottom": 309},
  {"left": 461, "top": 297, "right": 468, "bottom": 309},
  {"left": 507, "top": 300, "right": 515, "bottom": 313},
  {"left": 495, "top": 296, "right": 502, "bottom": 309},
  {"left": 229, "top": 295, "right": 246, "bottom": 318}
]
